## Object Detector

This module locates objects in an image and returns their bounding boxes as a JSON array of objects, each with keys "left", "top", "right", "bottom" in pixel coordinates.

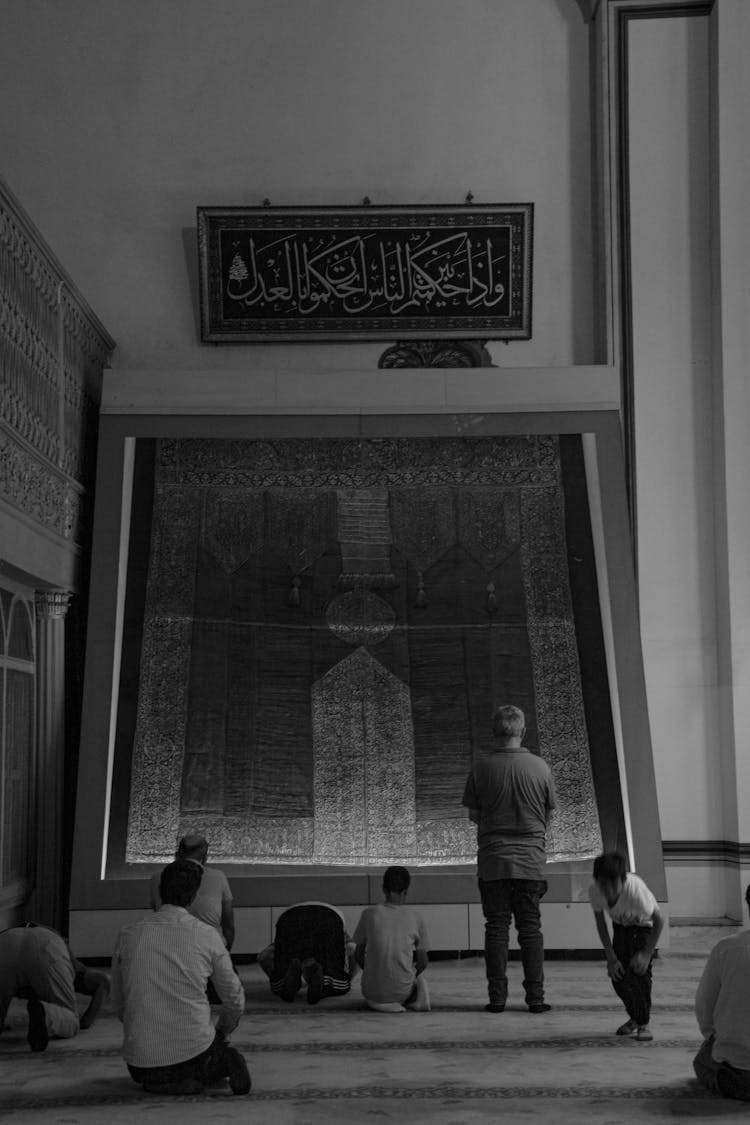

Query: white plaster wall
[
  {"left": 628, "top": 18, "right": 722, "bottom": 850},
  {"left": 712, "top": 0, "right": 750, "bottom": 878},
  {"left": 7, "top": 1, "right": 750, "bottom": 926},
  {"left": 665, "top": 863, "right": 738, "bottom": 923},
  {"left": 0, "top": 0, "right": 593, "bottom": 370}
]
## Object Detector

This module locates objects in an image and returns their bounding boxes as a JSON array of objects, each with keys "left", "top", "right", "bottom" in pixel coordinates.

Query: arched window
[
  {"left": 0, "top": 589, "right": 12, "bottom": 652},
  {"left": 0, "top": 586, "right": 35, "bottom": 899},
  {"left": 7, "top": 598, "right": 34, "bottom": 661}
]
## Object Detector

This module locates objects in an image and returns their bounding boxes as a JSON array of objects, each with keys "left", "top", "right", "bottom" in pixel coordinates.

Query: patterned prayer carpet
[{"left": 0, "top": 931, "right": 742, "bottom": 1124}]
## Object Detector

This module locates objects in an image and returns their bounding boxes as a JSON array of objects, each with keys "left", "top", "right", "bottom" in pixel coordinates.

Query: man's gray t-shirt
[
  {"left": 150, "top": 865, "right": 232, "bottom": 935},
  {"left": 353, "top": 903, "right": 430, "bottom": 1005},
  {"left": 462, "top": 748, "right": 556, "bottom": 880}
]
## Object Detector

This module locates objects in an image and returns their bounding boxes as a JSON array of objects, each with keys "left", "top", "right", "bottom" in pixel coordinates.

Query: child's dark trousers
[{"left": 611, "top": 923, "right": 653, "bottom": 1026}]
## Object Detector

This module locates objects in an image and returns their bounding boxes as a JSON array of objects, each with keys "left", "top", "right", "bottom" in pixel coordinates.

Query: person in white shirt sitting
[
  {"left": 111, "top": 860, "right": 250, "bottom": 1097},
  {"left": 694, "top": 883, "right": 750, "bottom": 1101},
  {"left": 589, "top": 851, "right": 664, "bottom": 1041}
]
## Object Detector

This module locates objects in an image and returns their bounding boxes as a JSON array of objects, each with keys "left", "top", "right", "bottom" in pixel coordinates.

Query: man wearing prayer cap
[{"left": 151, "top": 834, "right": 234, "bottom": 951}]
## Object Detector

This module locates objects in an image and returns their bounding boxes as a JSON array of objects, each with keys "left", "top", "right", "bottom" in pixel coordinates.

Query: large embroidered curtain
[{"left": 118, "top": 436, "right": 605, "bottom": 867}]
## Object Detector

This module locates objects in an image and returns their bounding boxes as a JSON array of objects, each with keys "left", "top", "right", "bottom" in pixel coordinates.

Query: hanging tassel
[
  {"left": 288, "top": 575, "right": 302, "bottom": 607},
  {"left": 415, "top": 571, "right": 428, "bottom": 609},
  {"left": 486, "top": 582, "right": 497, "bottom": 614}
]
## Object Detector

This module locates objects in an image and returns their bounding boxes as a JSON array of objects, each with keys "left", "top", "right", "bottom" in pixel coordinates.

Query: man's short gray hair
[
  {"left": 177, "top": 833, "right": 208, "bottom": 862},
  {"left": 493, "top": 705, "right": 526, "bottom": 737}
]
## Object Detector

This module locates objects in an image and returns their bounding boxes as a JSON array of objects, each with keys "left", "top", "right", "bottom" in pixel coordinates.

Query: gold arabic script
[{"left": 223, "top": 229, "right": 510, "bottom": 318}]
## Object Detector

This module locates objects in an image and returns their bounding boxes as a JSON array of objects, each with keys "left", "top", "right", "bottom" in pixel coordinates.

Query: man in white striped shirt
[{"left": 110, "top": 860, "right": 250, "bottom": 1096}]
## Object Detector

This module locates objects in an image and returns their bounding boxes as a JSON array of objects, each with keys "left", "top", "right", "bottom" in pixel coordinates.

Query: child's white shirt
[{"left": 588, "top": 873, "right": 657, "bottom": 927}]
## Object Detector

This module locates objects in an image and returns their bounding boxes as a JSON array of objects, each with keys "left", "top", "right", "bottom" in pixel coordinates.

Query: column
[
  {"left": 711, "top": 0, "right": 750, "bottom": 917},
  {"left": 31, "top": 589, "right": 72, "bottom": 932}
]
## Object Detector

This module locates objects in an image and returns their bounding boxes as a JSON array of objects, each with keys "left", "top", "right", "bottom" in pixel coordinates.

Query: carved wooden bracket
[{"left": 378, "top": 340, "right": 494, "bottom": 368}]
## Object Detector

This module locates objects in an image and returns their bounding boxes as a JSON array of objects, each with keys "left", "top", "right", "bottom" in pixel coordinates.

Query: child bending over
[
  {"left": 589, "top": 851, "right": 664, "bottom": 1041},
  {"left": 353, "top": 867, "right": 430, "bottom": 1013}
]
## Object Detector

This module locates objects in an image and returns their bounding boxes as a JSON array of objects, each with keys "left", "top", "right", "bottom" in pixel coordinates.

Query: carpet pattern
[{"left": 2, "top": 936, "right": 742, "bottom": 1123}]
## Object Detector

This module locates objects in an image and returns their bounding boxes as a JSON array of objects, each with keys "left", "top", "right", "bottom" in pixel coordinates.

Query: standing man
[
  {"left": 111, "top": 860, "right": 250, "bottom": 1097},
  {"left": 462, "top": 704, "right": 556, "bottom": 1013}
]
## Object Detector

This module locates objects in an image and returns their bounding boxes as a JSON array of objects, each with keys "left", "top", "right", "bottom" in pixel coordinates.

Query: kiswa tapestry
[{"left": 117, "top": 435, "right": 604, "bottom": 867}]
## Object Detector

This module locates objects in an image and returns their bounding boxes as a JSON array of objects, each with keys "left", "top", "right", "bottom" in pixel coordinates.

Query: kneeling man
[
  {"left": 694, "top": 882, "right": 750, "bottom": 1101},
  {"left": 0, "top": 924, "right": 79, "bottom": 1051},
  {"left": 258, "top": 902, "right": 354, "bottom": 1004},
  {"left": 111, "top": 860, "right": 250, "bottom": 1096}
]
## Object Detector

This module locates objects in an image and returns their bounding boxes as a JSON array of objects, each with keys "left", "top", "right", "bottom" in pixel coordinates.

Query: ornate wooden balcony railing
[{"left": 0, "top": 179, "right": 115, "bottom": 546}]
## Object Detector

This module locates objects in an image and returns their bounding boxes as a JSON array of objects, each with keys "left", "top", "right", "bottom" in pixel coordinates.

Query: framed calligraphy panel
[{"left": 197, "top": 203, "right": 533, "bottom": 342}]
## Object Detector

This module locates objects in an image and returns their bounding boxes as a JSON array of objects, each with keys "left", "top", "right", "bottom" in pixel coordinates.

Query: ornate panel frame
[{"left": 197, "top": 204, "right": 532, "bottom": 342}]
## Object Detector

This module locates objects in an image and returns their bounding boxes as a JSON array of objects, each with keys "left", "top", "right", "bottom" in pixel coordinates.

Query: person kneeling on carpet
[
  {"left": 0, "top": 923, "right": 80, "bottom": 1051},
  {"left": 150, "top": 833, "right": 235, "bottom": 952},
  {"left": 110, "top": 860, "right": 250, "bottom": 1097},
  {"left": 257, "top": 902, "right": 356, "bottom": 1004},
  {"left": 693, "top": 882, "right": 750, "bottom": 1101},
  {"left": 353, "top": 866, "right": 431, "bottom": 1013}
]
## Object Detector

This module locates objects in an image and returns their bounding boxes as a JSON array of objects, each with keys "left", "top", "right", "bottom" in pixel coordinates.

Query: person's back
[
  {"left": 115, "top": 908, "right": 229, "bottom": 1065},
  {"left": 357, "top": 902, "right": 427, "bottom": 1005},
  {"left": 698, "top": 930, "right": 750, "bottom": 1065},
  {"left": 694, "top": 885, "right": 750, "bottom": 1100},
  {"left": 354, "top": 867, "right": 430, "bottom": 1011},
  {"left": 469, "top": 748, "right": 553, "bottom": 880},
  {"left": 183, "top": 866, "right": 230, "bottom": 931},
  {"left": 0, "top": 925, "right": 79, "bottom": 1050},
  {"left": 265, "top": 901, "right": 352, "bottom": 1004},
  {"left": 473, "top": 750, "right": 551, "bottom": 825},
  {"left": 150, "top": 834, "right": 234, "bottom": 948},
  {"left": 462, "top": 704, "right": 556, "bottom": 1013},
  {"left": 111, "top": 860, "right": 249, "bottom": 1097},
  {"left": 150, "top": 865, "right": 231, "bottom": 928}
]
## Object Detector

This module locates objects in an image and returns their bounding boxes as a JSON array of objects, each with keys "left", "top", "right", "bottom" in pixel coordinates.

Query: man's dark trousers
[
  {"left": 127, "top": 1033, "right": 242, "bottom": 1090},
  {"left": 478, "top": 878, "right": 548, "bottom": 1006}
]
